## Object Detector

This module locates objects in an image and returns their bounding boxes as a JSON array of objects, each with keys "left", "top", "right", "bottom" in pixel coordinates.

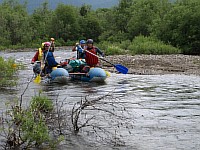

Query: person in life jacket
[
  {"left": 42, "top": 42, "right": 58, "bottom": 74},
  {"left": 31, "top": 42, "right": 47, "bottom": 75},
  {"left": 31, "top": 42, "right": 45, "bottom": 64},
  {"left": 31, "top": 42, "right": 58, "bottom": 75},
  {"left": 72, "top": 40, "right": 86, "bottom": 59},
  {"left": 31, "top": 38, "right": 55, "bottom": 64},
  {"left": 84, "top": 39, "right": 104, "bottom": 67}
]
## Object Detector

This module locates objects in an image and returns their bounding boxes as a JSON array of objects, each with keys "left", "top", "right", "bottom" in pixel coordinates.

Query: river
[{"left": 0, "top": 48, "right": 200, "bottom": 150}]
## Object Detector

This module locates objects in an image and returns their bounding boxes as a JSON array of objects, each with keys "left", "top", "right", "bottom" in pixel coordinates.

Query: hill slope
[{"left": 0, "top": 0, "right": 118, "bottom": 13}]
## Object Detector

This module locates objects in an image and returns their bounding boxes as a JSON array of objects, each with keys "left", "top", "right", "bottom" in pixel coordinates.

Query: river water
[{"left": 0, "top": 48, "right": 200, "bottom": 150}]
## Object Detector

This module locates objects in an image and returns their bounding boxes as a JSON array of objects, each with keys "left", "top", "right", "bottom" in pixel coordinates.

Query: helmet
[
  {"left": 80, "top": 40, "right": 86, "bottom": 44},
  {"left": 44, "top": 42, "right": 51, "bottom": 47},
  {"left": 86, "top": 39, "right": 93, "bottom": 44},
  {"left": 41, "top": 42, "right": 45, "bottom": 49}
]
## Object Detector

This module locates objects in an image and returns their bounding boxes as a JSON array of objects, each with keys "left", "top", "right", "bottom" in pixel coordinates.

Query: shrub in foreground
[
  {"left": 1, "top": 94, "right": 63, "bottom": 149},
  {"left": 0, "top": 57, "right": 18, "bottom": 88}
]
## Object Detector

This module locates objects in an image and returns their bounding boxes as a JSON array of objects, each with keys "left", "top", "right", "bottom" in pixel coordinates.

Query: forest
[{"left": 0, "top": 0, "right": 199, "bottom": 55}]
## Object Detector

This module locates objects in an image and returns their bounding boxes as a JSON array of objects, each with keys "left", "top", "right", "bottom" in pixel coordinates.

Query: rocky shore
[{"left": 101, "top": 54, "right": 200, "bottom": 76}]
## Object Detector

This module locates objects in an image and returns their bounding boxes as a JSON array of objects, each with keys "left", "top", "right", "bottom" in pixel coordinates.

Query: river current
[{"left": 0, "top": 48, "right": 200, "bottom": 150}]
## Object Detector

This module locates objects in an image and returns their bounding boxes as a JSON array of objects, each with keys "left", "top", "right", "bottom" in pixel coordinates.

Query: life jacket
[
  {"left": 85, "top": 46, "right": 98, "bottom": 67},
  {"left": 38, "top": 48, "right": 43, "bottom": 61},
  {"left": 44, "top": 51, "right": 58, "bottom": 67},
  {"left": 76, "top": 45, "right": 85, "bottom": 59}
]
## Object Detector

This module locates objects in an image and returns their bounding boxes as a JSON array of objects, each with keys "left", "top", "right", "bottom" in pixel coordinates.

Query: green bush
[
  {"left": 0, "top": 57, "right": 18, "bottom": 88},
  {"left": 31, "top": 95, "right": 53, "bottom": 113},
  {"left": 128, "top": 35, "right": 181, "bottom": 55},
  {"left": 21, "top": 111, "right": 50, "bottom": 146},
  {"left": 3, "top": 94, "right": 62, "bottom": 149},
  {"left": 104, "top": 45, "right": 125, "bottom": 55},
  {"left": 118, "top": 40, "right": 132, "bottom": 50},
  {"left": 97, "top": 41, "right": 110, "bottom": 50},
  {"left": 98, "top": 41, "right": 126, "bottom": 55},
  {"left": 66, "top": 39, "right": 76, "bottom": 46}
]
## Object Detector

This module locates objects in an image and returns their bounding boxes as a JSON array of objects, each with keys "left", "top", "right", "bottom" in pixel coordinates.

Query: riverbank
[
  {"left": 2, "top": 47, "right": 200, "bottom": 76},
  {"left": 101, "top": 54, "right": 200, "bottom": 76}
]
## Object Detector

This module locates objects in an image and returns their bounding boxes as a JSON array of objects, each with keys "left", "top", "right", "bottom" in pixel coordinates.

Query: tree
[
  {"left": 0, "top": 0, "right": 32, "bottom": 46},
  {"left": 80, "top": 13, "right": 102, "bottom": 42},
  {"left": 95, "top": 8, "right": 113, "bottom": 41},
  {"left": 29, "top": 2, "right": 53, "bottom": 43},
  {"left": 98, "top": 0, "right": 133, "bottom": 42},
  {"left": 127, "top": 0, "right": 172, "bottom": 40},
  {"left": 113, "top": 0, "right": 133, "bottom": 33},
  {"left": 151, "top": 0, "right": 200, "bottom": 54},
  {"left": 50, "top": 4, "right": 80, "bottom": 42},
  {"left": 80, "top": 4, "right": 91, "bottom": 16}
]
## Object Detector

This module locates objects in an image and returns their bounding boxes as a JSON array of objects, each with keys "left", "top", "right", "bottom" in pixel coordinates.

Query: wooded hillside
[{"left": 0, "top": 0, "right": 199, "bottom": 55}]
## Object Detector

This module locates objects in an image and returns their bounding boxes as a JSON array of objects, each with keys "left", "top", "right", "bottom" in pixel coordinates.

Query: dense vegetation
[
  {"left": 1, "top": 92, "right": 64, "bottom": 149},
  {"left": 0, "top": 0, "right": 199, "bottom": 55},
  {"left": 0, "top": 57, "right": 19, "bottom": 88}
]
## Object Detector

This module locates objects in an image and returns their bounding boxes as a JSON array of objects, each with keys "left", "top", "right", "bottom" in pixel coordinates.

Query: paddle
[
  {"left": 84, "top": 49, "right": 128, "bottom": 74},
  {"left": 34, "top": 42, "right": 52, "bottom": 84},
  {"left": 33, "top": 73, "right": 41, "bottom": 83}
]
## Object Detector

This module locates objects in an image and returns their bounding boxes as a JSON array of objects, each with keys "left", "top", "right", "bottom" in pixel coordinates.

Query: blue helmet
[{"left": 79, "top": 40, "right": 86, "bottom": 44}]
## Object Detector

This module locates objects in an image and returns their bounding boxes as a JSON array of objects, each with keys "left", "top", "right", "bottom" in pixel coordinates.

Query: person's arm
[
  {"left": 50, "top": 38, "right": 55, "bottom": 52},
  {"left": 31, "top": 51, "right": 39, "bottom": 64},
  {"left": 96, "top": 47, "right": 104, "bottom": 57},
  {"left": 72, "top": 46, "right": 77, "bottom": 51},
  {"left": 50, "top": 44, "right": 55, "bottom": 52},
  {"left": 72, "top": 43, "right": 79, "bottom": 51}
]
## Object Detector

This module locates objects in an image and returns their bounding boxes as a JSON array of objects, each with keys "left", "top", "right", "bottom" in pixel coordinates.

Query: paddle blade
[
  {"left": 115, "top": 64, "right": 128, "bottom": 74},
  {"left": 34, "top": 74, "right": 41, "bottom": 84}
]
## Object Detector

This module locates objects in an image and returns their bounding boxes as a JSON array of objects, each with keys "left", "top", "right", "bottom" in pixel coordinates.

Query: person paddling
[
  {"left": 84, "top": 39, "right": 104, "bottom": 67},
  {"left": 31, "top": 38, "right": 55, "bottom": 64},
  {"left": 31, "top": 42, "right": 58, "bottom": 76},
  {"left": 42, "top": 42, "right": 58, "bottom": 74}
]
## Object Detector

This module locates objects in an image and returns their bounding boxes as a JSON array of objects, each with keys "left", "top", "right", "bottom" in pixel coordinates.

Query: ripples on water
[{"left": 0, "top": 50, "right": 200, "bottom": 150}]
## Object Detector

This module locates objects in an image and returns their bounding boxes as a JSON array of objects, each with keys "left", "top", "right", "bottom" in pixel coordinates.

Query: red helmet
[{"left": 44, "top": 42, "right": 51, "bottom": 47}]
